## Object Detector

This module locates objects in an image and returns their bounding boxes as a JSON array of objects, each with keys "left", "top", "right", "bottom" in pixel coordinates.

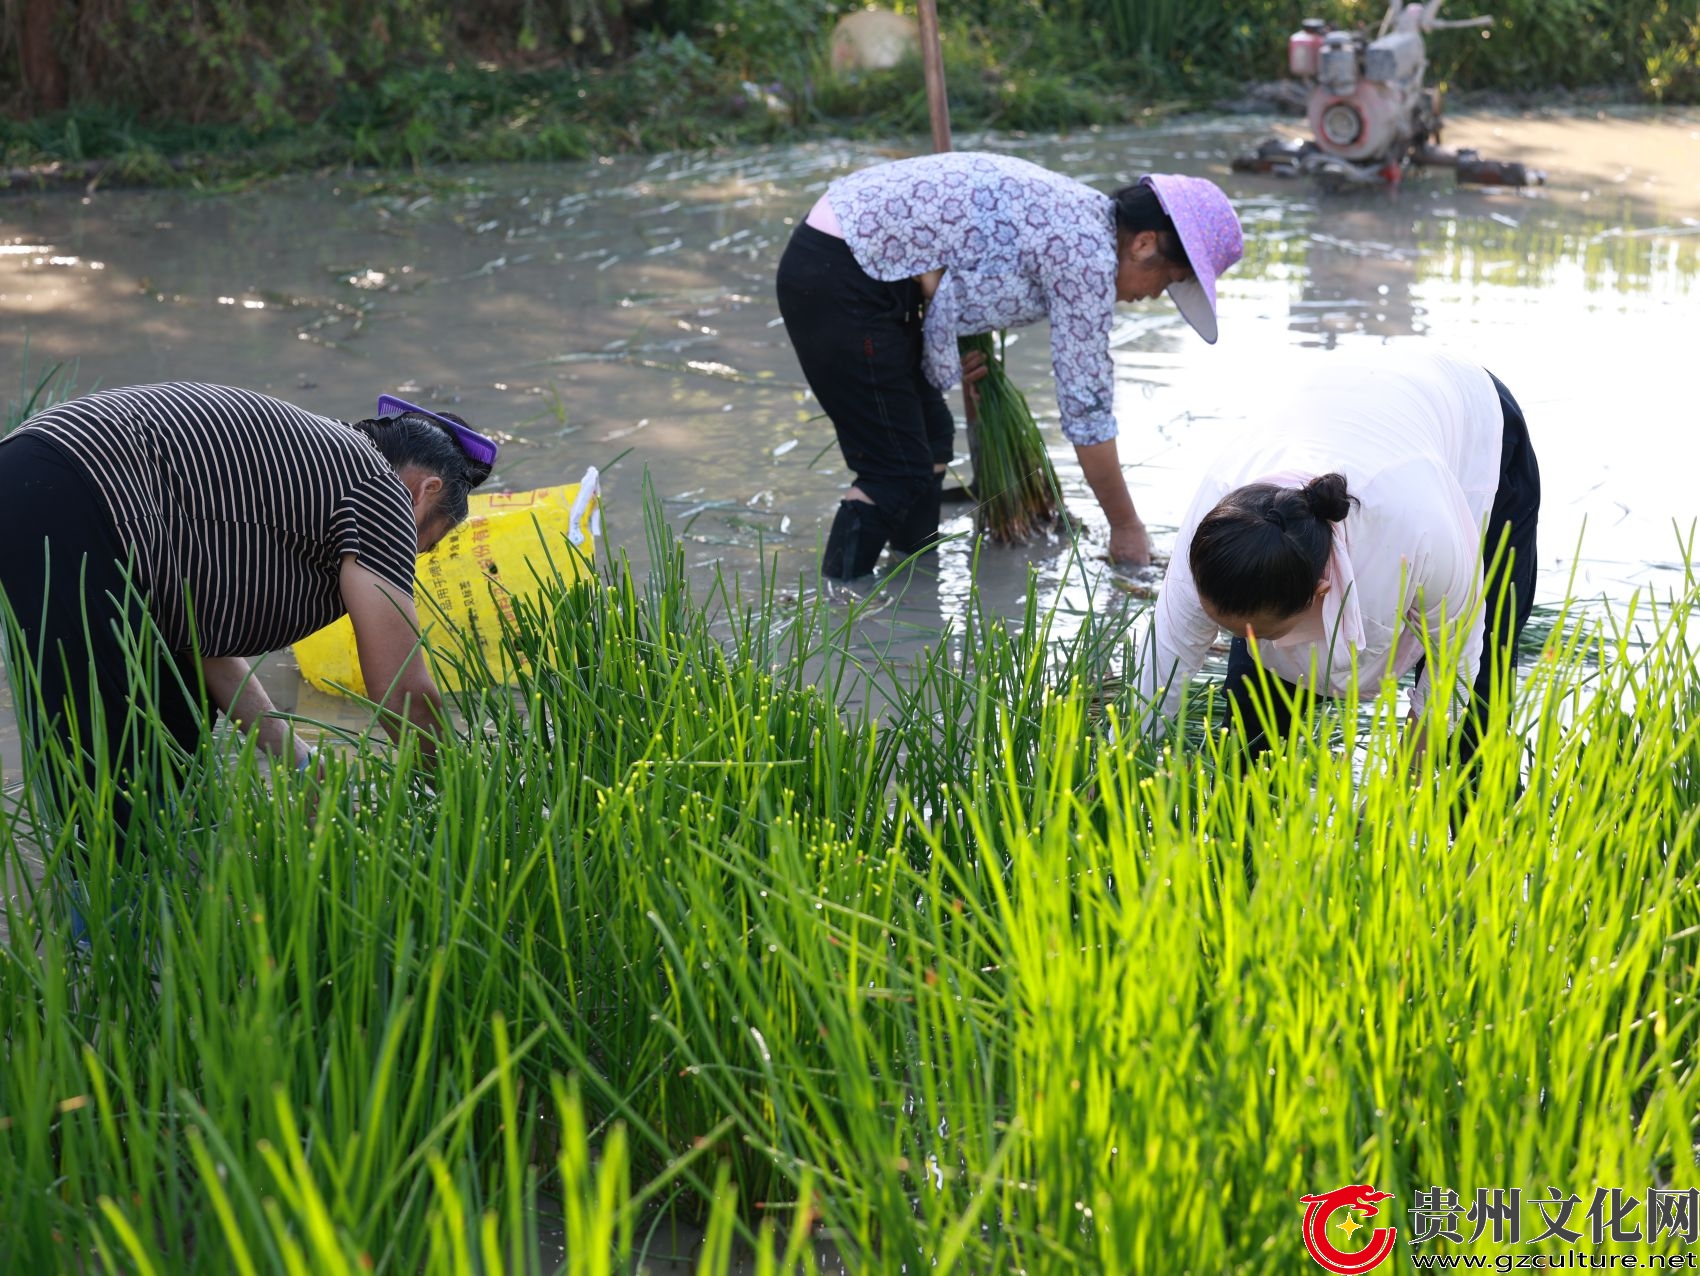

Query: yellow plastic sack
[{"left": 292, "top": 468, "right": 601, "bottom": 698}]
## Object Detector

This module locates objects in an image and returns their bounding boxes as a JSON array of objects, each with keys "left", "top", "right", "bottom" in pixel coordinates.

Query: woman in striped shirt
[{"left": 0, "top": 382, "right": 498, "bottom": 839}]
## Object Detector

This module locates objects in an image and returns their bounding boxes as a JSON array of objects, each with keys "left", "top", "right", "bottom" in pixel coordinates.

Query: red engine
[{"left": 1235, "top": 0, "right": 1542, "bottom": 186}]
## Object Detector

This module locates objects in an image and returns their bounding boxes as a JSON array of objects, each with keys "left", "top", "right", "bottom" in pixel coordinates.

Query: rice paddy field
[
  {"left": 1, "top": 453, "right": 1697, "bottom": 1271},
  {"left": 4, "top": 112, "right": 1700, "bottom": 1273}
]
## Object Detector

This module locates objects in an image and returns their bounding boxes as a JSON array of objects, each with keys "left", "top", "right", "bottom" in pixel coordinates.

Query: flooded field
[
  {"left": 2, "top": 108, "right": 1698, "bottom": 774},
  {"left": 3, "top": 107, "right": 1699, "bottom": 1274}
]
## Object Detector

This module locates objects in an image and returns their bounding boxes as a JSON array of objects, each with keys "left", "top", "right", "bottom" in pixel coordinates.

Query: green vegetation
[
  {"left": 2, "top": 366, "right": 1698, "bottom": 1269},
  {"left": 2, "top": 0, "right": 1696, "bottom": 188},
  {"left": 958, "top": 332, "right": 1062, "bottom": 541}
]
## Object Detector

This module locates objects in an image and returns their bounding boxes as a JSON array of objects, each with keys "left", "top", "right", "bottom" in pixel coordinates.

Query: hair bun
[{"left": 1300, "top": 472, "right": 1353, "bottom": 523}]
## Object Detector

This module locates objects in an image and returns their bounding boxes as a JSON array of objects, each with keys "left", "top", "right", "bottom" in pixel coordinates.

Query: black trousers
[
  {"left": 1224, "top": 372, "right": 1541, "bottom": 764},
  {"left": 775, "top": 222, "right": 955, "bottom": 523},
  {"left": 0, "top": 433, "right": 204, "bottom": 853}
]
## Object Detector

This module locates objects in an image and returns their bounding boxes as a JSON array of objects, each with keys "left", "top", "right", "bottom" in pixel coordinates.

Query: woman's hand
[
  {"left": 1108, "top": 519, "right": 1153, "bottom": 568},
  {"left": 960, "top": 346, "right": 992, "bottom": 413},
  {"left": 201, "top": 655, "right": 309, "bottom": 767}
]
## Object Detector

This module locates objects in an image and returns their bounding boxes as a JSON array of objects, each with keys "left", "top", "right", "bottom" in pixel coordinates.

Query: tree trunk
[{"left": 20, "top": 0, "right": 69, "bottom": 113}]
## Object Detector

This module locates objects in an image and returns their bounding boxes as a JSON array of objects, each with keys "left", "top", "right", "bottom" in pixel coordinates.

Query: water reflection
[
  {"left": 2, "top": 110, "right": 1698, "bottom": 774},
  {"left": 1234, "top": 188, "right": 1699, "bottom": 346}
]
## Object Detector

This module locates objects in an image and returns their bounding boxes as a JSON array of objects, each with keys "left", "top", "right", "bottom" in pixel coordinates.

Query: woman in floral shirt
[{"left": 776, "top": 151, "right": 1244, "bottom": 580}]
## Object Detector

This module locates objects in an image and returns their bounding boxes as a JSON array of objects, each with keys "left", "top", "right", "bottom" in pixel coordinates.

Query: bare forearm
[
  {"left": 377, "top": 683, "right": 445, "bottom": 766},
  {"left": 340, "top": 557, "right": 448, "bottom": 770},
  {"left": 201, "top": 655, "right": 308, "bottom": 765},
  {"left": 1074, "top": 438, "right": 1139, "bottom": 529},
  {"left": 1073, "top": 438, "right": 1151, "bottom": 565}
]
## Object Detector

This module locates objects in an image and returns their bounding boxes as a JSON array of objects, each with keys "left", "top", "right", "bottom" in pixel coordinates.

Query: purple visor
[{"left": 376, "top": 394, "right": 499, "bottom": 469}]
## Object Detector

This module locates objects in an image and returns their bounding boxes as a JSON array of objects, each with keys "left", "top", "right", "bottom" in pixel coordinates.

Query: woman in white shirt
[{"left": 1135, "top": 348, "right": 1540, "bottom": 762}]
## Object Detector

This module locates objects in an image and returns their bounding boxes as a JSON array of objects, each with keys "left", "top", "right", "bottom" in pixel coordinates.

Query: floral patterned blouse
[{"left": 828, "top": 152, "right": 1119, "bottom": 446}]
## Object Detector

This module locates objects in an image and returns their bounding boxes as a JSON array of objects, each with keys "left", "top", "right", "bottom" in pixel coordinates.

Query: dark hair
[
  {"left": 1110, "top": 182, "right": 1191, "bottom": 272},
  {"left": 1188, "top": 473, "right": 1357, "bottom": 619},
  {"left": 350, "top": 410, "right": 488, "bottom": 528}
]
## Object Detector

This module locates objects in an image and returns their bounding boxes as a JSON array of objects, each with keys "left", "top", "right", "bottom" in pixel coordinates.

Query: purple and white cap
[
  {"left": 1140, "top": 174, "right": 1244, "bottom": 345},
  {"left": 376, "top": 393, "right": 499, "bottom": 469}
]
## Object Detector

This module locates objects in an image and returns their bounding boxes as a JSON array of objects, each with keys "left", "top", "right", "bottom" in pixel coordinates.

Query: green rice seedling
[
  {"left": 609, "top": 543, "right": 1700, "bottom": 1269},
  {"left": 88, "top": 1075, "right": 647, "bottom": 1274},
  {"left": 957, "top": 332, "right": 1063, "bottom": 544},
  {"left": 5, "top": 347, "right": 79, "bottom": 433},
  {"left": 465, "top": 535, "right": 903, "bottom": 1200},
  {"left": 3, "top": 488, "right": 1698, "bottom": 1273},
  {"left": 0, "top": 601, "right": 746, "bottom": 1271}
]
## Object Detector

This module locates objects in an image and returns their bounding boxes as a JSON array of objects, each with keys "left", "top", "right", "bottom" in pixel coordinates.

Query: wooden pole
[
  {"left": 21, "top": 0, "right": 68, "bottom": 112},
  {"left": 915, "top": 0, "right": 980, "bottom": 490},
  {"left": 916, "top": 0, "right": 953, "bottom": 155}
]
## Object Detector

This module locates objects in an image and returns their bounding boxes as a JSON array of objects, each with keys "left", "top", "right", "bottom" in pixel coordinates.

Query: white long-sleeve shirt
[{"left": 1134, "top": 349, "right": 1507, "bottom": 734}]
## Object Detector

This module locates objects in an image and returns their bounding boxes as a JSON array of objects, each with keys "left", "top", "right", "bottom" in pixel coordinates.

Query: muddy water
[{"left": 2, "top": 109, "right": 1698, "bottom": 778}]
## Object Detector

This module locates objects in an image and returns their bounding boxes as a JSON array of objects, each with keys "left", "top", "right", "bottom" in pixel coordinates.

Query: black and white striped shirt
[{"left": 15, "top": 382, "right": 419, "bottom": 657}]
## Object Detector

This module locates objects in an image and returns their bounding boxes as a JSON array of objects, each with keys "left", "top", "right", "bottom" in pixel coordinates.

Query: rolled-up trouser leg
[
  {"left": 822, "top": 499, "right": 892, "bottom": 580},
  {"left": 887, "top": 471, "right": 945, "bottom": 558}
]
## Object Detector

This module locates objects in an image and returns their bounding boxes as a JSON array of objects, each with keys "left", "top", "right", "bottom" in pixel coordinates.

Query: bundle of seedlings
[{"left": 959, "top": 331, "right": 1063, "bottom": 542}]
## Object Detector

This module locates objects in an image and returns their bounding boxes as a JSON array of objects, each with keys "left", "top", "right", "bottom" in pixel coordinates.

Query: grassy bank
[
  {"left": 3, "top": 0, "right": 1697, "bottom": 189},
  {"left": 0, "top": 35, "right": 1164, "bottom": 191},
  {"left": 2, "top": 454, "right": 1697, "bottom": 1267}
]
